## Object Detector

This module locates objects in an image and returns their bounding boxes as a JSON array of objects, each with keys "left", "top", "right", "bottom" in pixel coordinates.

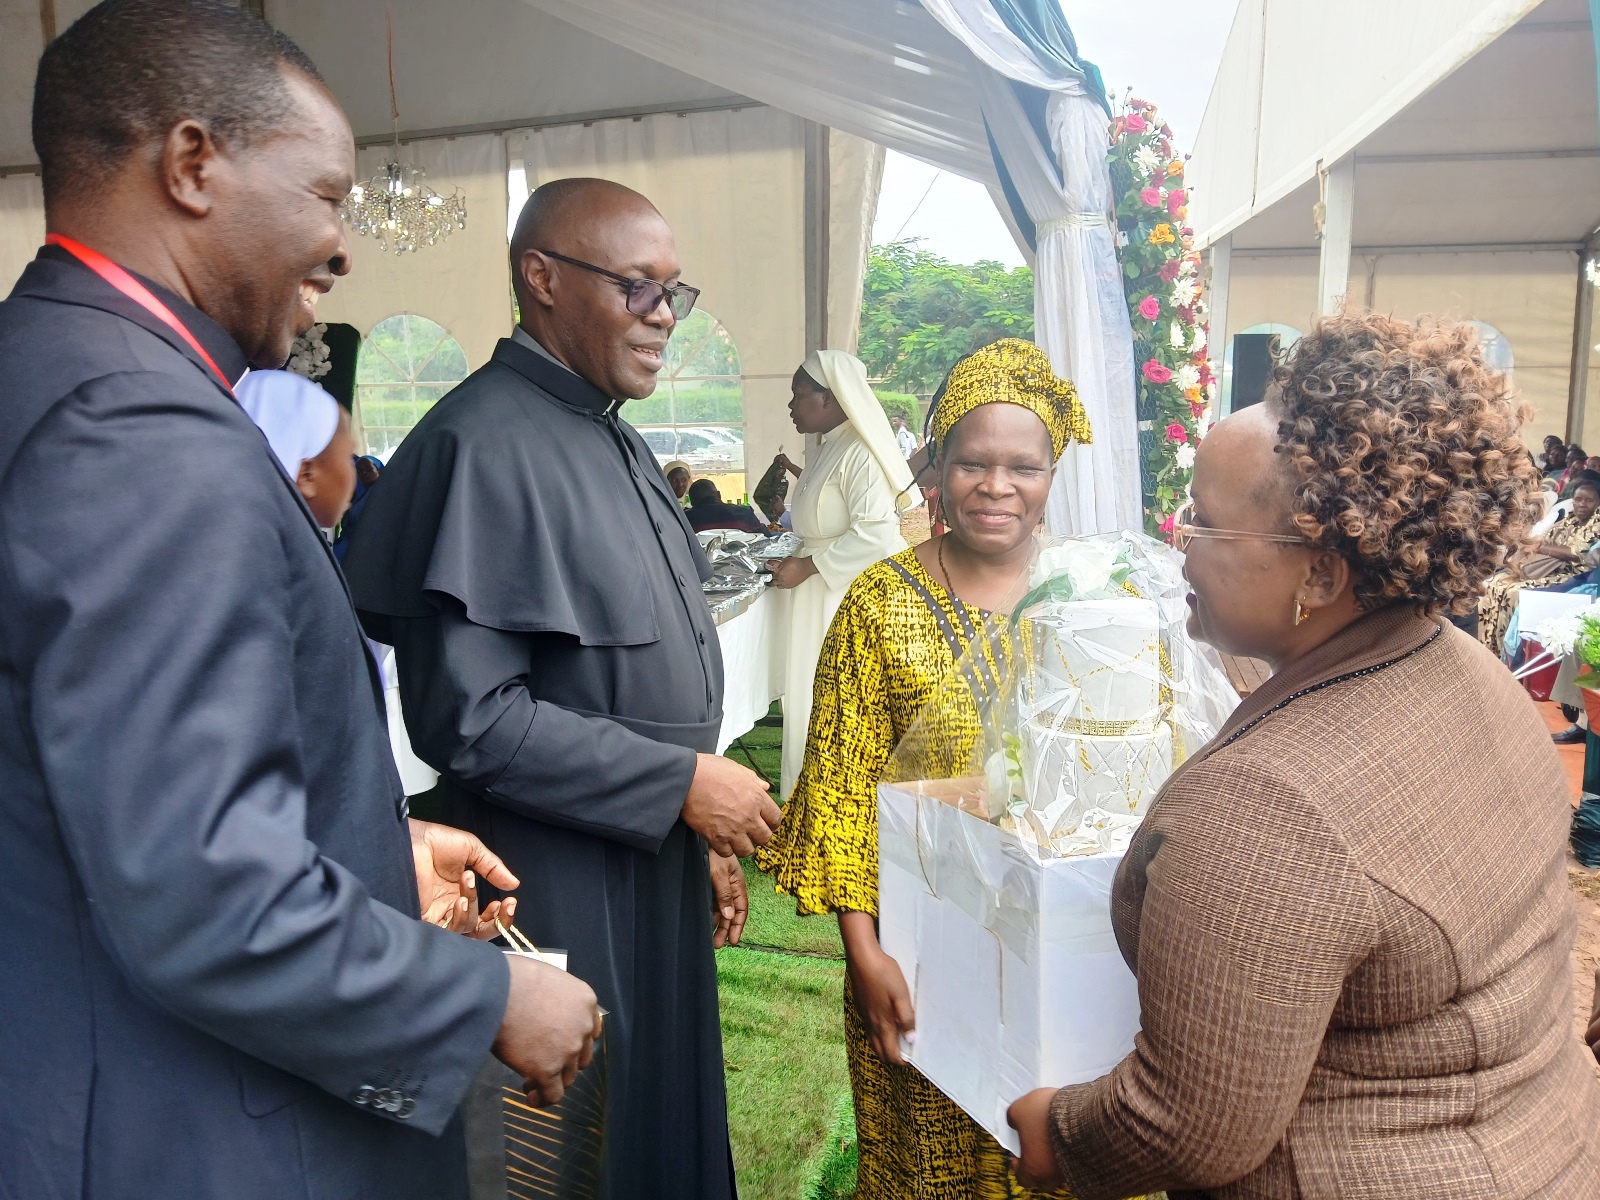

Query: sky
[{"left": 871, "top": 0, "right": 1241, "bottom": 268}]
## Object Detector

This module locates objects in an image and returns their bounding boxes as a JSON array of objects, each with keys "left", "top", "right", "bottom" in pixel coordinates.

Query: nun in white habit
[{"left": 769, "top": 349, "right": 918, "bottom": 800}]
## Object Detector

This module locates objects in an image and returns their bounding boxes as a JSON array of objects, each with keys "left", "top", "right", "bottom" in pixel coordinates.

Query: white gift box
[
  {"left": 877, "top": 777, "right": 1141, "bottom": 1155},
  {"left": 1019, "top": 721, "right": 1173, "bottom": 839},
  {"left": 1024, "top": 597, "right": 1162, "bottom": 732}
]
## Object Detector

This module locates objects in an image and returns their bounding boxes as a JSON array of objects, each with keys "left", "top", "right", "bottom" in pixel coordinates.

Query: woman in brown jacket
[{"left": 1008, "top": 313, "right": 1600, "bottom": 1198}]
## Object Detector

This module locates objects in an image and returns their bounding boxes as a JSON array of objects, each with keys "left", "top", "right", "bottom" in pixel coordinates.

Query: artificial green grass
[{"left": 719, "top": 946, "right": 852, "bottom": 1199}]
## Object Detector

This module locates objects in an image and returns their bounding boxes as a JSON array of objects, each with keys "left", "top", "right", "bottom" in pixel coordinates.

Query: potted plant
[{"left": 1572, "top": 611, "right": 1600, "bottom": 731}]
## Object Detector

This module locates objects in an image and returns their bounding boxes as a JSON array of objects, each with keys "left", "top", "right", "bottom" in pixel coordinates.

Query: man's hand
[
  {"left": 410, "top": 818, "right": 519, "bottom": 939},
  {"left": 769, "top": 556, "right": 820, "bottom": 590},
  {"left": 493, "top": 955, "right": 603, "bottom": 1108},
  {"left": 681, "top": 754, "right": 780, "bottom": 857},
  {"left": 1007, "top": 1087, "right": 1065, "bottom": 1191},
  {"left": 710, "top": 851, "right": 749, "bottom": 948}
]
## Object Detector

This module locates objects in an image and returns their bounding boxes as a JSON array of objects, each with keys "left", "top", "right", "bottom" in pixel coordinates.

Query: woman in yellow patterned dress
[{"left": 757, "top": 340, "right": 1096, "bottom": 1199}]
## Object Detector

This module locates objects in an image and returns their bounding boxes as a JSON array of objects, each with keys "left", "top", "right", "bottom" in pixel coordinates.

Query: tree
[{"left": 857, "top": 240, "right": 1034, "bottom": 395}]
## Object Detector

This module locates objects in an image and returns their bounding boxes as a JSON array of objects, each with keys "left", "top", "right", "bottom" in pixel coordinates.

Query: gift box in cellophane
[
  {"left": 877, "top": 774, "right": 1138, "bottom": 1155},
  {"left": 876, "top": 532, "right": 1237, "bottom": 1152}
]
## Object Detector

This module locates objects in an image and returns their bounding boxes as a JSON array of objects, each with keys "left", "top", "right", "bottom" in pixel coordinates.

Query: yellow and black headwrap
[{"left": 929, "top": 338, "right": 1091, "bottom": 460}]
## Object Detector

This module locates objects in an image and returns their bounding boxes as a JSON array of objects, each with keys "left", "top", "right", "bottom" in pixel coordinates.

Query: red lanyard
[{"left": 45, "top": 232, "right": 235, "bottom": 396}]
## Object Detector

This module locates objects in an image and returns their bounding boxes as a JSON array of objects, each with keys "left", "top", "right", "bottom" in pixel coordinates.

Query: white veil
[{"left": 800, "top": 349, "right": 919, "bottom": 511}]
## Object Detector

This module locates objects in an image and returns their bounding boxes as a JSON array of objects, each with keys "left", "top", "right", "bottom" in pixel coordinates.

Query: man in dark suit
[
  {"left": 0, "top": 4, "right": 599, "bottom": 1198},
  {"left": 685, "top": 477, "right": 768, "bottom": 533}
]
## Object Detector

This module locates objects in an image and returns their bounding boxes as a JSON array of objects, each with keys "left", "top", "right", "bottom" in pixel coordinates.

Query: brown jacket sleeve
[{"left": 1048, "top": 759, "right": 1378, "bottom": 1198}]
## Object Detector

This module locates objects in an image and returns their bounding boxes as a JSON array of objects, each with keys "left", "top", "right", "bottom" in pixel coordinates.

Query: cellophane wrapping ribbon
[{"left": 884, "top": 531, "right": 1238, "bottom": 860}]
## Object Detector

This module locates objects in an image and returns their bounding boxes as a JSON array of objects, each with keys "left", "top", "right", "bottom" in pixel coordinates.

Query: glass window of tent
[
  {"left": 1466, "top": 320, "right": 1514, "bottom": 375},
  {"left": 355, "top": 314, "right": 470, "bottom": 459},
  {"left": 622, "top": 308, "right": 745, "bottom": 496}
]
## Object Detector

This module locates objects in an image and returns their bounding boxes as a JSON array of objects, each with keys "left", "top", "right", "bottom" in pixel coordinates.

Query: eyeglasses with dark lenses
[{"left": 538, "top": 249, "right": 700, "bottom": 320}]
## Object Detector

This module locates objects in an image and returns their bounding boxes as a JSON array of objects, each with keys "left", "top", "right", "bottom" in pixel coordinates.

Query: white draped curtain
[
  {"left": 520, "top": 0, "right": 1144, "bottom": 535},
  {"left": 922, "top": 0, "right": 1142, "bottom": 535},
  {"left": 0, "top": 173, "right": 44, "bottom": 296}
]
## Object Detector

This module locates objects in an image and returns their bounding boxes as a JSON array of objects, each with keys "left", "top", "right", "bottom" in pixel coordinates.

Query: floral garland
[
  {"left": 1108, "top": 95, "right": 1217, "bottom": 537},
  {"left": 286, "top": 322, "right": 333, "bottom": 382}
]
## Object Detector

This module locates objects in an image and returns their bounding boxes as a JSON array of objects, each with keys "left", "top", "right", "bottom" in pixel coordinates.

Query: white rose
[{"left": 1030, "top": 541, "right": 1121, "bottom": 596}]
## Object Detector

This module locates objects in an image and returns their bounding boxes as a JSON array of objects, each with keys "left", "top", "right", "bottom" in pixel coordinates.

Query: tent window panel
[
  {"left": 623, "top": 309, "right": 746, "bottom": 488},
  {"left": 356, "top": 314, "right": 470, "bottom": 460}
]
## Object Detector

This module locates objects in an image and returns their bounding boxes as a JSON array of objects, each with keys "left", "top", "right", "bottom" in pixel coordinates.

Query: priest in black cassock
[{"left": 342, "top": 178, "right": 781, "bottom": 1199}]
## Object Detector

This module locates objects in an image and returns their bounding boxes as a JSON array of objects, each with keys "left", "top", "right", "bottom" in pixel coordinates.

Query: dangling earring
[{"left": 1293, "top": 597, "right": 1309, "bottom": 626}]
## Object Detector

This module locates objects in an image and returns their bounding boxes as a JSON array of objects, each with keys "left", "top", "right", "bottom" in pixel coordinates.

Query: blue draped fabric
[{"left": 969, "top": 0, "right": 1111, "bottom": 252}]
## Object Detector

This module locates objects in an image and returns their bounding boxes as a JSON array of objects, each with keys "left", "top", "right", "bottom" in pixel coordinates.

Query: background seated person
[
  {"left": 664, "top": 459, "right": 692, "bottom": 503},
  {"left": 1478, "top": 473, "right": 1600, "bottom": 653},
  {"left": 685, "top": 478, "right": 765, "bottom": 534}
]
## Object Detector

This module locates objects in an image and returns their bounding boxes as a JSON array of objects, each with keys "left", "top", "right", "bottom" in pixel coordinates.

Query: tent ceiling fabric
[
  {"left": 516, "top": 0, "right": 997, "bottom": 184},
  {"left": 263, "top": 0, "right": 745, "bottom": 144},
  {"left": 0, "top": 0, "right": 748, "bottom": 167},
  {"left": 1188, "top": 0, "right": 1600, "bottom": 252}
]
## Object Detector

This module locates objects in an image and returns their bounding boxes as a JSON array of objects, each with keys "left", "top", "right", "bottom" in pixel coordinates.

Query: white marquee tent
[
  {"left": 1188, "top": 0, "right": 1600, "bottom": 444},
  {"left": 0, "top": 0, "right": 1143, "bottom": 531}
]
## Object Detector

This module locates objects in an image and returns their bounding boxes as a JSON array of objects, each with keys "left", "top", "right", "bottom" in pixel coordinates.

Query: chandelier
[
  {"left": 343, "top": 158, "right": 466, "bottom": 255},
  {"left": 342, "top": 9, "right": 466, "bottom": 255}
]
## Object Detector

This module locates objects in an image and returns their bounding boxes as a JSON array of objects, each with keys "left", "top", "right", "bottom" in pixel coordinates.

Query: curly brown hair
[{"left": 1270, "top": 311, "right": 1543, "bottom": 615}]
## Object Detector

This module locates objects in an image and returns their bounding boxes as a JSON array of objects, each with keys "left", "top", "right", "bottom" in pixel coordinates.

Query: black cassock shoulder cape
[{"left": 343, "top": 337, "right": 712, "bottom": 646}]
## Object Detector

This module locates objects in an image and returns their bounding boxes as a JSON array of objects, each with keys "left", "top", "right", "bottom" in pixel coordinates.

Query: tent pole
[
  {"left": 1206, "top": 235, "right": 1232, "bottom": 415},
  {"left": 1567, "top": 234, "right": 1599, "bottom": 445},
  {"left": 1315, "top": 155, "right": 1355, "bottom": 316},
  {"left": 804, "top": 123, "right": 831, "bottom": 356}
]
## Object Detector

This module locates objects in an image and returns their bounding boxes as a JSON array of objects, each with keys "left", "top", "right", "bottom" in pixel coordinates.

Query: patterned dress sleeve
[{"left": 757, "top": 573, "right": 893, "bottom": 916}]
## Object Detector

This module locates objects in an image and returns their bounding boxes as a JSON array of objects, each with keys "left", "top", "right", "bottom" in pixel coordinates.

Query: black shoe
[{"left": 1554, "top": 724, "right": 1587, "bottom": 744}]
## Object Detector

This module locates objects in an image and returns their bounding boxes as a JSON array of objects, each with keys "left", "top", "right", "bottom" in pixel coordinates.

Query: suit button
[
  {"left": 397, "top": 1097, "right": 417, "bottom": 1119},
  {"left": 352, "top": 1085, "right": 376, "bottom": 1106},
  {"left": 677, "top": 574, "right": 687, "bottom": 587}
]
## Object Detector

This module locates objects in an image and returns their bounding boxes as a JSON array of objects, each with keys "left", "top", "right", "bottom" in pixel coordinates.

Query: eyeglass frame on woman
[
  {"left": 1170, "top": 500, "right": 1305, "bottom": 552},
  {"left": 536, "top": 249, "right": 701, "bottom": 320}
]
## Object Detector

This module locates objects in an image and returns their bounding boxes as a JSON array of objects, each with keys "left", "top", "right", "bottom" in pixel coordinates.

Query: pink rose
[
  {"left": 1140, "top": 186, "right": 1163, "bottom": 207},
  {"left": 1167, "top": 189, "right": 1187, "bottom": 214},
  {"left": 1143, "top": 360, "right": 1174, "bottom": 385},
  {"left": 1159, "top": 512, "right": 1177, "bottom": 535},
  {"left": 1166, "top": 421, "right": 1189, "bottom": 444},
  {"left": 1138, "top": 294, "right": 1161, "bottom": 320},
  {"left": 1125, "top": 113, "right": 1148, "bottom": 134}
]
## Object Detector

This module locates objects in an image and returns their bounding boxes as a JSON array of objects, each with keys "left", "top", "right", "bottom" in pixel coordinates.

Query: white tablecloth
[
  {"left": 379, "top": 590, "right": 790, "bottom": 794},
  {"left": 714, "top": 586, "right": 789, "bottom": 753}
]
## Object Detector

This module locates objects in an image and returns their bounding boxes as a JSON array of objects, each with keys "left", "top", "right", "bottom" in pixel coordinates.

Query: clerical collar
[
  {"left": 492, "top": 335, "right": 621, "bottom": 417},
  {"left": 38, "top": 242, "right": 250, "bottom": 385},
  {"left": 511, "top": 325, "right": 578, "bottom": 377}
]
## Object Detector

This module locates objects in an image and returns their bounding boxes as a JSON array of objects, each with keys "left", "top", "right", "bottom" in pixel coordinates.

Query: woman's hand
[
  {"left": 840, "top": 911, "right": 915, "bottom": 1065},
  {"left": 769, "top": 556, "right": 820, "bottom": 590},
  {"left": 1588, "top": 966, "right": 1600, "bottom": 1063},
  {"left": 1007, "top": 1088, "right": 1065, "bottom": 1191},
  {"left": 775, "top": 453, "right": 802, "bottom": 477}
]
